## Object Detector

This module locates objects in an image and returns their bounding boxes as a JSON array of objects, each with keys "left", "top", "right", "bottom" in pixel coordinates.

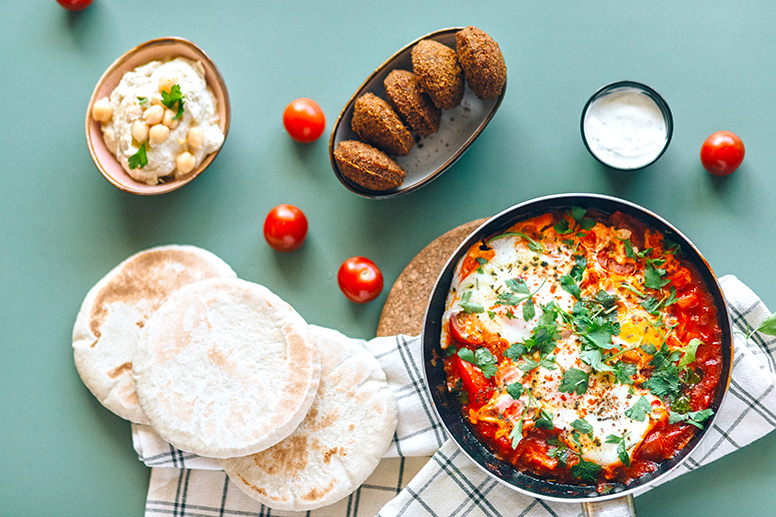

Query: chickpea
[
  {"left": 157, "top": 73, "right": 178, "bottom": 93},
  {"left": 143, "top": 105, "right": 164, "bottom": 125},
  {"left": 186, "top": 127, "right": 204, "bottom": 149},
  {"left": 163, "top": 108, "right": 179, "bottom": 129},
  {"left": 131, "top": 120, "right": 149, "bottom": 143},
  {"left": 148, "top": 124, "right": 170, "bottom": 145},
  {"left": 176, "top": 152, "right": 196, "bottom": 175},
  {"left": 150, "top": 96, "right": 163, "bottom": 106},
  {"left": 91, "top": 97, "right": 112, "bottom": 123}
]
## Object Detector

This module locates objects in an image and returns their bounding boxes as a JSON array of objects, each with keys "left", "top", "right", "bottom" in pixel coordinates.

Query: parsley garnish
[
  {"left": 497, "top": 277, "right": 544, "bottom": 321},
  {"left": 625, "top": 396, "right": 652, "bottom": 421},
  {"left": 645, "top": 259, "right": 670, "bottom": 290},
  {"left": 668, "top": 408, "right": 714, "bottom": 429},
  {"left": 547, "top": 436, "right": 570, "bottom": 467},
  {"left": 571, "top": 457, "right": 601, "bottom": 483},
  {"left": 677, "top": 338, "right": 703, "bottom": 370},
  {"left": 571, "top": 418, "right": 594, "bottom": 436},
  {"left": 756, "top": 313, "right": 776, "bottom": 335},
  {"left": 559, "top": 368, "right": 590, "bottom": 395},
  {"left": 506, "top": 381, "right": 524, "bottom": 400},
  {"left": 475, "top": 257, "right": 488, "bottom": 273},
  {"left": 459, "top": 290, "right": 484, "bottom": 314},
  {"left": 161, "top": 84, "right": 185, "bottom": 120},
  {"left": 137, "top": 96, "right": 148, "bottom": 104},
  {"left": 613, "top": 361, "right": 638, "bottom": 385},
  {"left": 509, "top": 418, "right": 524, "bottom": 448},
  {"left": 605, "top": 433, "right": 632, "bottom": 467},
  {"left": 128, "top": 143, "right": 148, "bottom": 169},
  {"left": 457, "top": 347, "right": 498, "bottom": 379},
  {"left": 535, "top": 409, "right": 555, "bottom": 429}
]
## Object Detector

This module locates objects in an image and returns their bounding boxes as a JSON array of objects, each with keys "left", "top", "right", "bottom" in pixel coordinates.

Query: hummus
[{"left": 97, "top": 57, "right": 224, "bottom": 185}]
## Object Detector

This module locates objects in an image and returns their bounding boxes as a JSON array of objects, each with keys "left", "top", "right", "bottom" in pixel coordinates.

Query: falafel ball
[
  {"left": 455, "top": 26, "right": 507, "bottom": 99},
  {"left": 333, "top": 140, "right": 406, "bottom": 191},
  {"left": 351, "top": 93, "right": 414, "bottom": 156},
  {"left": 411, "top": 39, "right": 464, "bottom": 110},
  {"left": 384, "top": 69, "right": 441, "bottom": 137}
]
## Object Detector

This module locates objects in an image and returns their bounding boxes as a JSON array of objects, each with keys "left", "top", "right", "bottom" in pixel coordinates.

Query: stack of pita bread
[{"left": 72, "top": 245, "right": 398, "bottom": 511}]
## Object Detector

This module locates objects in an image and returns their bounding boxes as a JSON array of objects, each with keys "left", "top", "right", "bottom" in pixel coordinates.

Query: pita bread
[
  {"left": 219, "top": 325, "right": 398, "bottom": 511},
  {"left": 72, "top": 245, "right": 237, "bottom": 424},
  {"left": 133, "top": 278, "right": 321, "bottom": 458}
]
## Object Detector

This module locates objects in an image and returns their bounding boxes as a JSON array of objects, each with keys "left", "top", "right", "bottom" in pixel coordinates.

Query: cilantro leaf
[
  {"left": 506, "top": 382, "right": 524, "bottom": 400},
  {"left": 643, "top": 364, "right": 680, "bottom": 398},
  {"left": 571, "top": 418, "right": 593, "bottom": 435},
  {"left": 560, "top": 274, "right": 581, "bottom": 298},
  {"left": 503, "top": 342, "right": 528, "bottom": 360},
  {"left": 625, "top": 396, "right": 652, "bottom": 421},
  {"left": 571, "top": 458, "right": 601, "bottom": 483},
  {"left": 613, "top": 362, "right": 637, "bottom": 385},
  {"left": 677, "top": 338, "right": 703, "bottom": 369},
  {"left": 559, "top": 368, "right": 589, "bottom": 395},
  {"left": 475, "top": 257, "right": 488, "bottom": 273},
  {"left": 457, "top": 347, "right": 475, "bottom": 364},
  {"left": 161, "top": 84, "right": 185, "bottom": 120},
  {"left": 645, "top": 259, "right": 670, "bottom": 290},
  {"left": 457, "top": 347, "right": 498, "bottom": 379},
  {"left": 605, "top": 434, "right": 631, "bottom": 467},
  {"left": 474, "top": 348, "right": 498, "bottom": 378},
  {"left": 128, "top": 143, "right": 148, "bottom": 170},
  {"left": 535, "top": 409, "right": 555, "bottom": 429},
  {"left": 554, "top": 218, "right": 572, "bottom": 234},
  {"left": 668, "top": 408, "right": 714, "bottom": 429},
  {"left": 523, "top": 298, "right": 536, "bottom": 321},
  {"left": 756, "top": 312, "right": 776, "bottom": 336},
  {"left": 509, "top": 418, "right": 524, "bottom": 448},
  {"left": 580, "top": 348, "right": 615, "bottom": 373},
  {"left": 459, "top": 291, "right": 484, "bottom": 314},
  {"left": 506, "top": 277, "right": 531, "bottom": 295}
]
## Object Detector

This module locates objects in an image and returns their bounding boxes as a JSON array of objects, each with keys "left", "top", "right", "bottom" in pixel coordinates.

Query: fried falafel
[
  {"left": 411, "top": 39, "right": 464, "bottom": 110},
  {"left": 351, "top": 93, "right": 414, "bottom": 156},
  {"left": 455, "top": 26, "right": 507, "bottom": 100},
  {"left": 384, "top": 69, "right": 441, "bottom": 137},
  {"left": 333, "top": 140, "right": 406, "bottom": 191}
]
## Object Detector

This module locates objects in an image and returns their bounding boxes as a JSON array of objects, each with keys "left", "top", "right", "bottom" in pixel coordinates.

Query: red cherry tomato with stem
[
  {"left": 700, "top": 130, "right": 745, "bottom": 176},
  {"left": 263, "top": 204, "right": 308, "bottom": 252},
  {"left": 337, "top": 257, "right": 383, "bottom": 303},
  {"left": 283, "top": 98, "right": 326, "bottom": 143},
  {"left": 56, "top": 0, "right": 93, "bottom": 10}
]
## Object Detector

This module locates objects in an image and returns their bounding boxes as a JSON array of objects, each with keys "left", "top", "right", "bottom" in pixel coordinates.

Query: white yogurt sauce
[{"left": 583, "top": 87, "right": 668, "bottom": 170}]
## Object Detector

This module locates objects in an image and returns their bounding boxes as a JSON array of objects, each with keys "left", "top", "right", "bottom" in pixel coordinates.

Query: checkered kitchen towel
[{"left": 134, "top": 275, "right": 776, "bottom": 516}]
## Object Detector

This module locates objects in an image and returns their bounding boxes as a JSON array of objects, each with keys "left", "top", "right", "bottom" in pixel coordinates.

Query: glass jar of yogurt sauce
[{"left": 581, "top": 81, "right": 673, "bottom": 170}]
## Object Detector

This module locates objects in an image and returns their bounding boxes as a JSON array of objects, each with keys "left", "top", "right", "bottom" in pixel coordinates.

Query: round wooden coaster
[{"left": 377, "top": 219, "right": 487, "bottom": 337}]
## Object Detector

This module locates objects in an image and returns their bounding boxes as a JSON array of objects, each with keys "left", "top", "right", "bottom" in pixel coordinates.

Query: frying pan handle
[{"left": 581, "top": 494, "right": 636, "bottom": 517}]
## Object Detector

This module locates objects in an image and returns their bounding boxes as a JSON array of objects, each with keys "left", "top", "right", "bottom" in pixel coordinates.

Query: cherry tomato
[
  {"left": 700, "top": 130, "right": 745, "bottom": 176},
  {"left": 282, "top": 98, "right": 326, "bottom": 143},
  {"left": 337, "top": 257, "right": 383, "bottom": 303},
  {"left": 263, "top": 204, "right": 308, "bottom": 252},
  {"left": 448, "top": 311, "right": 484, "bottom": 345},
  {"left": 56, "top": 0, "right": 93, "bottom": 10}
]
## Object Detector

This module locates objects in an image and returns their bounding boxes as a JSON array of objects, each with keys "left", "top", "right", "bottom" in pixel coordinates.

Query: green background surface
[{"left": 3, "top": 1, "right": 776, "bottom": 515}]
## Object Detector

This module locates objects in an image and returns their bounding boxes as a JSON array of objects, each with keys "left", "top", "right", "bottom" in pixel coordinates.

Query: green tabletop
[{"left": 3, "top": 1, "right": 776, "bottom": 515}]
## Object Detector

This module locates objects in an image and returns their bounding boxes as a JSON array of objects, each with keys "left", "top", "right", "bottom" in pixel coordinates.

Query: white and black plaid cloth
[{"left": 134, "top": 275, "right": 776, "bottom": 516}]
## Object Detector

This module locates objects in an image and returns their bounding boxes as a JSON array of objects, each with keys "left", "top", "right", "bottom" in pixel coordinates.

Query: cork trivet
[{"left": 377, "top": 219, "right": 487, "bottom": 337}]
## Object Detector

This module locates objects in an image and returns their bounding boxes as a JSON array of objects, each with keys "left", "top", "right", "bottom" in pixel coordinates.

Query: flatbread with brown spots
[
  {"left": 133, "top": 278, "right": 321, "bottom": 458},
  {"left": 218, "top": 325, "right": 397, "bottom": 511},
  {"left": 72, "top": 245, "right": 237, "bottom": 423}
]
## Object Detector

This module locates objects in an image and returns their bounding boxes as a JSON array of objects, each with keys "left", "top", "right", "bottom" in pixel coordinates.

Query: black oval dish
[{"left": 329, "top": 27, "right": 506, "bottom": 199}]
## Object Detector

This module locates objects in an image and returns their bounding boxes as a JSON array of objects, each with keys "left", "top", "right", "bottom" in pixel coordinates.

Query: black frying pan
[{"left": 422, "top": 193, "right": 733, "bottom": 514}]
